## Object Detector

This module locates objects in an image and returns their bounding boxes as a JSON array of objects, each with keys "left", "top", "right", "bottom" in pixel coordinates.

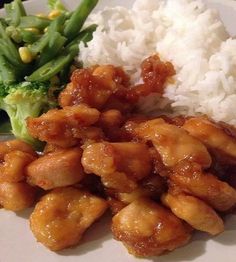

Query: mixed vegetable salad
[{"left": 0, "top": 0, "right": 98, "bottom": 148}]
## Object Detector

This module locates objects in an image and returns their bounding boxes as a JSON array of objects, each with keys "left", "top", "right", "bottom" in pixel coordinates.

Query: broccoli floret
[{"left": 0, "top": 81, "right": 56, "bottom": 148}]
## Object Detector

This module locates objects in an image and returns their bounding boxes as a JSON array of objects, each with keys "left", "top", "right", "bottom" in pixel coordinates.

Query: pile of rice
[{"left": 79, "top": 0, "right": 236, "bottom": 125}]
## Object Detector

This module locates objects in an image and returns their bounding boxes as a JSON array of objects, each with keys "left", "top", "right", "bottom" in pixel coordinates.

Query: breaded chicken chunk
[
  {"left": 0, "top": 139, "right": 37, "bottom": 159},
  {"left": 170, "top": 161, "right": 236, "bottom": 211},
  {"left": 162, "top": 192, "right": 224, "bottom": 235},
  {"left": 0, "top": 182, "right": 36, "bottom": 211},
  {"left": 30, "top": 187, "right": 107, "bottom": 251},
  {"left": 183, "top": 116, "right": 236, "bottom": 164},
  {"left": 59, "top": 65, "right": 130, "bottom": 110},
  {"left": 27, "top": 104, "right": 100, "bottom": 147},
  {"left": 111, "top": 198, "right": 192, "bottom": 257},
  {"left": 135, "top": 119, "right": 212, "bottom": 168},
  {"left": 82, "top": 142, "right": 152, "bottom": 192},
  {"left": 26, "top": 148, "right": 85, "bottom": 190},
  {"left": 0, "top": 150, "right": 36, "bottom": 183}
]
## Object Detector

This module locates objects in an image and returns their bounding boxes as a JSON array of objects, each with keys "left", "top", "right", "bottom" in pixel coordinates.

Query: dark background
[{"left": 0, "top": 0, "right": 24, "bottom": 8}]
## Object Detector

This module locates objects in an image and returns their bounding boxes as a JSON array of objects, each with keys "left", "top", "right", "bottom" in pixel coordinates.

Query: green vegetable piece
[
  {"left": 64, "top": 0, "right": 98, "bottom": 41},
  {"left": 0, "top": 21, "right": 26, "bottom": 67},
  {"left": 6, "top": 26, "right": 22, "bottom": 43},
  {"left": 48, "top": 13, "right": 66, "bottom": 34},
  {"left": 65, "top": 24, "right": 97, "bottom": 54},
  {"left": 38, "top": 32, "right": 67, "bottom": 66},
  {"left": 0, "top": 18, "right": 9, "bottom": 28},
  {"left": 28, "top": 14, "right": 66, "bottom": 55},
  {"left": 4, "top": 0, "right": 26, "bottom": 26},
  {"left": 0, "top": 55, "right": 17, "bottom": 84},
  {"left": 19, "top": 16, "right": 50, "bottom": 30},
  {"left": 20, "top": 29, "right": 41, "bottom": 44},
  {"left": 0, "top": 81, "right": 54, "bottom": 148},
  {"left": 28, "top": 23, "right": 97, "bottom": 82},
  {"left": 0, "top": 22, "right": 30, "bottom": 81},
  {"left": 28, "top": 33, "right": 50, "bottom": 55},
  {"left": 27, "top": 54, "right": 73, "bottom": 82},
  {"left": 48, "top": 0, "right": 67, "bottom": 11}
]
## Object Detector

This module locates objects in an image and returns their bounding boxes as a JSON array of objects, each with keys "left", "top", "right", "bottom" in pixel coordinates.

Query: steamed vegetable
[
  {"left": 27, "top": 24, "right": 97, "bottom": 82},
  {"left": 0, "top": 81, "right": 55, "bottom": 147},
  {"left": 0, "top": 0, "right": 98, "bottom": 84}
]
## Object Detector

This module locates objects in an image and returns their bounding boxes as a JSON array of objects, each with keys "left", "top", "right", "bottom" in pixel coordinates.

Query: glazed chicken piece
[
  {"left": 82, "top": 142, "right": 152, "bottom": 192},
  {"left": 0, "top": 150, "right": 36, "bottom": 183},
  {"left": 135, "top": 119, "right": 212, "bottom": 168},
  {"left": 170, "top": 161, "right": 236, "bottom": 212},
  {"left": 30, "top": 187, "right": 108, "bottom": 251},
  {"left": 59, "top": 55, "right": 175, "bottom": 112},
  {"left": 183, "top": 116, "right": 236, "bottom": 164},
  {"left": 27, "top": 104, "right": 100, "bottom": 147},
  {"left": 0, "top": 182, "right": 36, "bottom": 211},
  {"left": 106, "top": 175, "right": 166, "bottom": 214},
  {"left": 98, "top": 109, "right": 125, "bottom": 141},
  {"left": 0, "top": 139, "right": 37, "bottom": 159},
  {"left": 59, "top": 65, "right": 131, "bottom": 110},
  {"left": 116, "top": 175, "right": 166, "bottom": 204},
  {"left": 162, "top": 192, "right": 224, "bottom": 235},
  {"left": 26, "top": 148, "right": 85, "bottom": 190},
  {"left": 0, "top": 139, "right": 37, "bottom": 183},
  {"left": 161, "top": 115, "right": 187, "bottom": 127},
  {"left": 111, "top": 198, "right": 192, "bottom": 257},
  {"left": 149, "top": 147, "right": 170, "bottom": 177},
  {"left": 120, "top": 115, "right": 151, "bottom": 142}
]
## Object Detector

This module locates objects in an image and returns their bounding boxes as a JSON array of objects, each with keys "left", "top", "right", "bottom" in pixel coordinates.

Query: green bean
[
  {"left": 28, "top": 14, "right": 66, "bottom": 55},
  {"left": 28, "top": 33, "right": 50, "bottom": 55},
  {"left": 20, "top": 29, "right": 41, "bottom": 44},
  {"left": 4, "top": 0, "right": 26, "bottom": 26},
  {"left": 19, "top": 16, "right": 50, "bottom": 30},
  {"left": 27, "top": 54, "right": 73, "bottom": 82},
  {"left": 31, "top": 25, "right": 97, "bottom": 82},
  {"left": 37, "top": 32, "right": 67, "bottom": 66},
  {"left": 63, "top": 0, "right": 98, "bottom": 41},
  {"left": 0, "top": 55, "right": 17, "bottom": 84},
  {"left": 0, "top": 22, "right": 29, "bottom": 80},
  {"left": 65, "top": 24, "right": 97, "bottom": 55},
  {"left": 6, "top": 26, "right": 22, "bottom": 43},
  {"left": 0, "top": 40, "right": 22, "bottom": 67},
  {"left": 0, "top": 18, "right": 9, "bottom": 28},
  {"left": 0, "top": 22, "right": 23, "bottom": 65},
  {"left": 28, "top": 25, "right": 97, "bottom": 82},
  {"left": 47, "top": 14, "right": 66, "bottom": 34}
]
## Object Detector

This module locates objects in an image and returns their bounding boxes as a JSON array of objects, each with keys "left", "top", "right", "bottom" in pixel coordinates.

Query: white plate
[{"left": 1, "top": 1, "right": 236, "bottom": 262}]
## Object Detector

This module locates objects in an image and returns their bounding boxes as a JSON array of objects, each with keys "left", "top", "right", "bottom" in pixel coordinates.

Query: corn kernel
[
  {"left": 19, "top": 47, "right": 33, "bottom": 64},
  {"left": 24, "top": 27, "right": 40, "bottom": 34},
  {"left": 48, "top": 10, "right": 61, "bottom": 20},
  {"left": 44, "top": 27, "right": 48, "bottom": 33},
  {"left": 36, "top": 13, "right": 47, "bottom": 18}
]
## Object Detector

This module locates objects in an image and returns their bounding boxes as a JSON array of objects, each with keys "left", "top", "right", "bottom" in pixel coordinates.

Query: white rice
[{"left": 79, "top": 0, "right": 236, "bottom": 125}]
